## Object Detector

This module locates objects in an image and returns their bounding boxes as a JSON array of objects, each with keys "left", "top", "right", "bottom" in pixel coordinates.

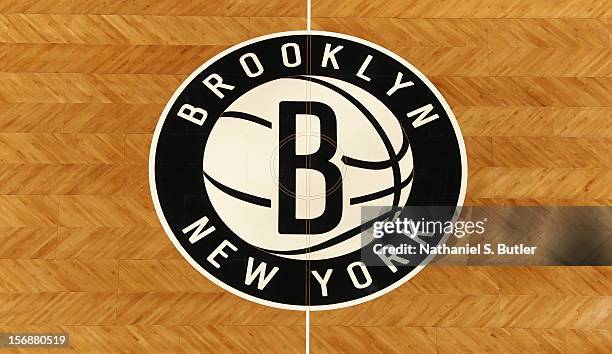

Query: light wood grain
[{"left": 0, "top": 0, "right": 610, "bottom": 352}]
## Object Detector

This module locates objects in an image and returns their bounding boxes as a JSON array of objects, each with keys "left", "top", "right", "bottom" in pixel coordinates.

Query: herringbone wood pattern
[{"left": 0, "top": 0, "right": 610, "bottom": 352}]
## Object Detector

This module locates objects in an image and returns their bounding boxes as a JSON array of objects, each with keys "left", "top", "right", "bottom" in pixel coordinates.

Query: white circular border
[{"left": 149, "top": 31, "right": 468, "bottom": 311}]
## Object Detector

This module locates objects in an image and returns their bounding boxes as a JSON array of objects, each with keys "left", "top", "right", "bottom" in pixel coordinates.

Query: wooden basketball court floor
[{"left": 0, "top": 0, "right": 610, "bottom": 352}]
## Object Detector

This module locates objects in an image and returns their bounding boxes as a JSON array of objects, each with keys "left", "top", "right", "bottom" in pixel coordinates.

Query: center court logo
[{"left": 149, "top": 31, "right": 467, "bottom": 310}]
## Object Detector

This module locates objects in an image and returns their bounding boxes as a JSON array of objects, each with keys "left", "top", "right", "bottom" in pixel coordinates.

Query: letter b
[{"left": 278, "top": 101, "right": 342, "bottom": 234}]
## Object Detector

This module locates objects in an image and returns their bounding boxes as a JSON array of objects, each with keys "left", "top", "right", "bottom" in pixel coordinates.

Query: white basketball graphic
[
  {"left": 152, "top": 32, "right": 467, "bottom": 310},
  {"left": 203, "top": 76, "right": 413, "bottom": 260}
]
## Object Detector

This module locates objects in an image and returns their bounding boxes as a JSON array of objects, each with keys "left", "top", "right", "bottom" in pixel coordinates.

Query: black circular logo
[{"left": 150, "top": 31, "right": 467, "bottom": 310}]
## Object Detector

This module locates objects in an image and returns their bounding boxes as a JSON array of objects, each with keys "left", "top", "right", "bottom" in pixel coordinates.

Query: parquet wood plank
[
  {"left": 432, "top": 77, "right": 555, "bottom": 107},
  {"left": 464, "top": 136, "right": 493, "bottom": 168},
  {"left": 0, "top": 227, "right": 57, "bottom": 259},
  {"left": 488, "top": 48, "right": 611, "bottom": 77},
  {"left": 455, "top": 107, "right": 612, "bottom": 138},
  {"left": 248, "top": 17, "right": 306, "bottom": 36},
  {"left": 189, "top": 0, "right": 306, "bottom": 17},
  {"left": 65, "top": 325, "right": 180, "bottom": 353},
  {"left": 59, "top": 195, "right": 156, "bottom": 227},
  {"left": 313, "top": 0, "right": 462, "bottom": 18},
  {"left": 311, "top": 0, "right": 612, "bottom": 18},
  {"left": 492, "top": 137, "right": 612, "bottom": 168},
  {"left": 118, "top": 260, "right": 222, "bottom": 293},
  {"left": 0, "top": 260, "right": 117, "bottom": 293},
  {"left": 311, "top": 326, "right": 436, "bottom": 354},
  {"left": 68, "top": 0, "right": 306, "bottom": 17},
  {"left": 0, "top": 1, "right": 71, "bottom": 14},
  {"left": 433, "top": 77, "right": 612, "bottom": 107},
  {"left": 62, "top": 103, "right": 161, "bottom": 133},
  {"left": 465, "top": 166, "right": 497, "bottom": 199},
  {"left": 0, "top": 164, "right": 125, "bottom": 195},
  {"left": 0, "top": 15, "right": 251, "bottom": 45},
  {"left": 436, "top": 328, "right": 565, "bottom": 354},
  {"left": 454, "top": 107, "right": 555, "bottom": 137},
  {"left": 56, "top": 227, "right": 181, "bottom": 260},
  {"left": 70, "top": 0, "right": 192, "bottom": 16},
  {"left": 492, "top": 267, "right": 612, "bottom": 296},
  {"left": 120, "top": 164, "right": 149, "bottom": 196},
  {"left": 498, "top": 295, "right": 612, "bottom": 329},
  {"left": 487, "top": 19, "right": 610, "bottom": 48},
  {"left": 552, "top": 108, "right": 612, "bottom": 138},
  {"left": 117, "top": 293, "right": 303, "bottom": 326},
  {"left": 1, "top": 44, "right": 226, "bottom": 74},
  {"left": 396, "top": 267, "right": 612, "bottom": 297},
  {"left": 490, "top": 168, "right": 612, "bottom": 199},
  {"left": 395, "top": 266, "right": 499, "bottom": 295},
  {"left": 312, "top": 18, "right": 488, "bottom": 47},
  {"left": 0, "top": 133, "right": 124, "bottom": 164},
  {"left": 309, "top": 301, "right": 376, "bottom": 327},
  {"left": 547, "top": 78, "right": 612, "bottom": 106},
  {"left": 0, "top": 195, "right": 58, "bottom": 226},
  {"left": 125, "top": 134, "right": 151, "bottom": 164},
  {"left": 180, "top": 325, "right": 305, "bottom": 353},
  {"left": 396, "top": 47, "right": 489, "bottom": 77},
  {"left": 378, "top": 294, "right": 500, "bottom": 328},
  {"left": 566, "top": 329, "right": 612, "bottom": 353},
  {"left": 0, "top": 73, "right": 182, "bottom": 103},
  {"left": 0, "top": 103, "right": 64, "bottom": 133},
  {"left": 312, "top": 294, "right": 500, "bottom": 327},
  {"left": 0, "top": 292, "right": 116, "bottom": 325}
]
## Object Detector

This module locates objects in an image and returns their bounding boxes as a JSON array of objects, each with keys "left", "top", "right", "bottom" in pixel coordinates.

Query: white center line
[
  {"left": 306, "top": 0, "right": 312, "bottom": 353},
  {"left": 305, "top": 306, "right": 310, "bottom": 353}
]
